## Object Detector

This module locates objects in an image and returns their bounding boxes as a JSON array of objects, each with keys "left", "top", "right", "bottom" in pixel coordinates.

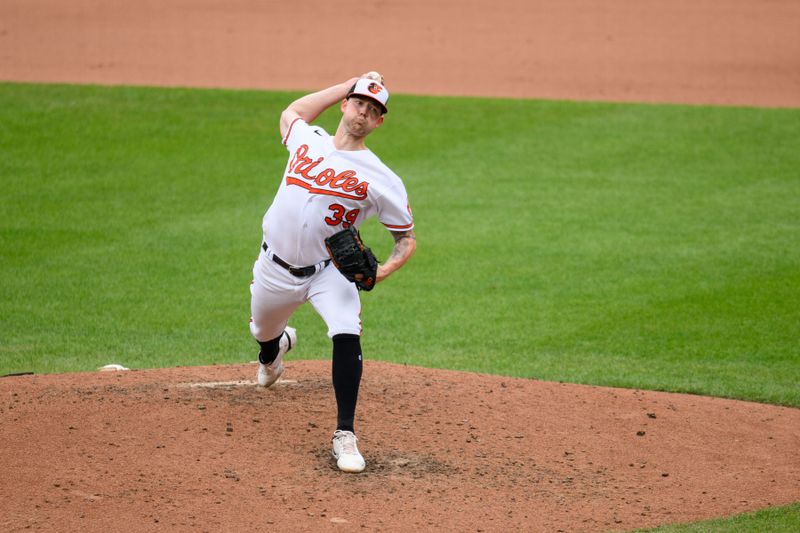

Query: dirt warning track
[{"left": 1, "top": 0, "right": 799, "bottom": 107}]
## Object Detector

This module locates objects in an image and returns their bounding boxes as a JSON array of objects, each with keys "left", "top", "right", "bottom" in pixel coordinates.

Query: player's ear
[
  {"left": 376, "top": 115, "right": 384, "bottom": 127},
  {"left": 340, "top": 99, "right": 349, "bottom": 112}
]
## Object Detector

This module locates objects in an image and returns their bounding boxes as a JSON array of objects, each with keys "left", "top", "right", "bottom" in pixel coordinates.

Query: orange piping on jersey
[
  {"left": 286, "top": 177, "right": 368, "bottom": 201},
  {"left": 383, "top": 222, "right": 414, "bottom": 230},
  {"left": 282, "top": 118, "right": 303, "bottom": 145}
]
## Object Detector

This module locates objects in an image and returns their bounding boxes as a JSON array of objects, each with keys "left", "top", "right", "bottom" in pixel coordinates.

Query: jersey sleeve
[{"left": 376, "top": 180, "right": 414, "bottom": 232}]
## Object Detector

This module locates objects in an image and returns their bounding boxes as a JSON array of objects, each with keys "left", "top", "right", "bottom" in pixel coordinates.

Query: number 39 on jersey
[{"left": 325, "top": 204, "right": 360, "bottom": 227}]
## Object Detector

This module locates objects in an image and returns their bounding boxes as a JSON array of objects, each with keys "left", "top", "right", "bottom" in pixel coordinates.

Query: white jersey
[{"left": 262, "top": 118, "right": 414, "bottom": 266}]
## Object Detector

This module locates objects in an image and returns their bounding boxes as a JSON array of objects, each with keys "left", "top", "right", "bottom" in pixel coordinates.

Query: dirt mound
[{"left": 2, "top": 361, "right": 798, "bottom": 532}]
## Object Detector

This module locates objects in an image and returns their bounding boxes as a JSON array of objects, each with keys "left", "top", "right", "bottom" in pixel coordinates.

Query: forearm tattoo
[{"left": 388, "top": 230, "right": 416, "bottom": 263}]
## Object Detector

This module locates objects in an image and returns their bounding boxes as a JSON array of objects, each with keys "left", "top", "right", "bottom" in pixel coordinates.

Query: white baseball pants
[{"left": 250, "top": 250, "right": 362, "bottom": 342}]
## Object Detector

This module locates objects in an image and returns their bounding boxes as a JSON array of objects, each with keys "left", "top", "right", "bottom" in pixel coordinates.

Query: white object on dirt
[{"left": 98, "top": 364, "right": 130, "bottom": 372}]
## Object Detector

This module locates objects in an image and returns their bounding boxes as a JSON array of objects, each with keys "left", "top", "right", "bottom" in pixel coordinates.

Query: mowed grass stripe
[{"left": 1, "top": 82, "right": 798, "bottom": 408}]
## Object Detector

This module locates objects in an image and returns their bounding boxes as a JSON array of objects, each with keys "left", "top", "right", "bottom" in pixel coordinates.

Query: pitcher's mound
[{"left": 1, "top": 360, "right": 798, "bottom": 531}]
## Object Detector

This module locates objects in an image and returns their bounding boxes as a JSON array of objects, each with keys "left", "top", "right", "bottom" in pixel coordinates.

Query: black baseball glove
[{"left": 325, "top": 227, "right": 379, "bottom": 291}]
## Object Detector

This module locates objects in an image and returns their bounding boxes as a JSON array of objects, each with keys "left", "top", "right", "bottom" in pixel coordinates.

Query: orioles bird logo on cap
[{"left": 367, "top": 83, "right": 383, "bottom": 95}]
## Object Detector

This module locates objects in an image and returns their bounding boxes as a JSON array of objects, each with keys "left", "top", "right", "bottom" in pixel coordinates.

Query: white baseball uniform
[{"left": 250, "top": 118, "right": 414, "bottom": 342}]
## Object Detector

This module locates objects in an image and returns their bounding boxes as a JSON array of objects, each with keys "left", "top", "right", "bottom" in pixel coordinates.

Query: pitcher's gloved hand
[{"left": 325, "top": 227, "right": 379, "bottom": 291}]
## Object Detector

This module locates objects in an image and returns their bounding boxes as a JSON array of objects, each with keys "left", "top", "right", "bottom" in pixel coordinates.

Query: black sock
[
  {"left": 332, "top": 334, "right": 362, "bottom": 433},
  {"left": 257, "top": 333, "right": 282, "bottom": 365}
]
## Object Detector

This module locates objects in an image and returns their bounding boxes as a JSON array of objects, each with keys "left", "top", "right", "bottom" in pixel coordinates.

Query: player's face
[{"left": 341, "top": 96, "right": 384, "bottom": 137}]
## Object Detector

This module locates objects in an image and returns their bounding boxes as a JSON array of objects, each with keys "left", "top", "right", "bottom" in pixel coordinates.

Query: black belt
[{"left": 262, "top": 242, "right": 330, "bottom": 277}]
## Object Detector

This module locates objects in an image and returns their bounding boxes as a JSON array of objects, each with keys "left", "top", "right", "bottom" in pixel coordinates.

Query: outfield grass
[
  {"left": 363, "top": 92, "right": 800, "bottom": 408},
  {"left": 1, "top": 82, "right": 798, "bottom": 407},
  {"left": 1, "top": 82, "right": 798, "bottom": 531}
]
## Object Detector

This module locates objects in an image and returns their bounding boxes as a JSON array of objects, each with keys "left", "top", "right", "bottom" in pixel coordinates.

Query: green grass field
[
  {"left": 640, "top": 502, "right": 800, "bottom": 532},
  {"left": 1, "top": 82, "right": 798, "bottom": 530}
]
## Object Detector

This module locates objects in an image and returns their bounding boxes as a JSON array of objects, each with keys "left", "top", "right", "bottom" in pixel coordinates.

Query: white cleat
[
  {"left": 256, "top": 327, "right": 297, "bottom": 388},
  {"left": 331, "top": 430, "right": 366, "bottom": 473}
]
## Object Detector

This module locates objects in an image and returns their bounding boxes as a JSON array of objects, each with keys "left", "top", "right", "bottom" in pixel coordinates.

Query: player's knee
[{"left": 332, "top": 333, "right": 360, "bottom": 343}]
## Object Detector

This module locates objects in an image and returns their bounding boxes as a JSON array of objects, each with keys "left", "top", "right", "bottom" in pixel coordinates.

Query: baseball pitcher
[{"left": 249, "top": 72, "right": 416, "bottom": 473}]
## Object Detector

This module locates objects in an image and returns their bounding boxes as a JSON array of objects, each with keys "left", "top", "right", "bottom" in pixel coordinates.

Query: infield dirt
[
  {"left": 1, "top": 1, "right": 799, "bottom": 531},
  {"left": 1, "top": 362, "right": 799, "bottom": 532}
]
